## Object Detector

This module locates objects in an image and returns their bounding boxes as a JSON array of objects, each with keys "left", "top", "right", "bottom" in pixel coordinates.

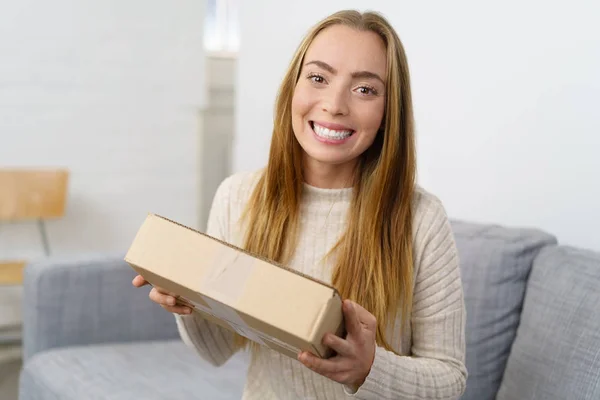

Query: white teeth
[{"left": 312, "top": 123, "right": 353, "bottom": 140}]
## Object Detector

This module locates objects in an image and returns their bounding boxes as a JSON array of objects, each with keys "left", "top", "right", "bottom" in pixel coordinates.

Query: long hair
[{"left": 238, "top": 10, "right": 416, "bottom": 354}]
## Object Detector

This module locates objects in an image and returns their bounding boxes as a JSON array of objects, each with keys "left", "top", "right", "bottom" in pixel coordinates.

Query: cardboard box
[{"left": 125, "top": 213, "right": 345, "bottom": 359}]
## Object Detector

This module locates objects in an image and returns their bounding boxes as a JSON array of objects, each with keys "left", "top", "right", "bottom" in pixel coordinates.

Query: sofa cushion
[
  {"left": 22, "top": 254, "right": 181, "bottom": 361},
  {"left": 19, "top": 340, "right": 248, "bottom": 400},
  {"left": 497, "top": 245, "right": 600, "bottom": 400},
  {"left": 450, "top": 221, "right": 557, "bottom": 400}
]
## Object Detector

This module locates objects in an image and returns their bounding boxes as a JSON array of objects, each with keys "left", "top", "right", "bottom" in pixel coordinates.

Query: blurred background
[{"left": 0, "top": 0, "right": 598, "bottom": 398}]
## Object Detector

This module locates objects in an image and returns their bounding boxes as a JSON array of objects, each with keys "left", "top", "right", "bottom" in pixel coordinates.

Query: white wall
[
  {"left": 198, "top": 55, "right": 236, "bottom": 232},
  {"left": 234, "top": 0, "right": 600, "bottom": 252},
  {"left": 0, "top": 1, "right": 205, "bottom": 327}
]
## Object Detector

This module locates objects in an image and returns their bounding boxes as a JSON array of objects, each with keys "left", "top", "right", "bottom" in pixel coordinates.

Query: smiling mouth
[{"left": 310, "top": 121, "right": 355, "bottom": 141}]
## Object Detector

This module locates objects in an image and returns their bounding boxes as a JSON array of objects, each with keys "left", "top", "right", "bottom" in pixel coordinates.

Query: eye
[
  {"left": 307, "top": 72, "right": 326, "bottom": 84},
  {"left": 356, "top": 86, "right": 378, "bottom": 96}
]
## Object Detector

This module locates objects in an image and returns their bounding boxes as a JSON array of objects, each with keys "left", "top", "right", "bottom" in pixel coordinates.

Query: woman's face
[{"left": 291, "top": 24, "right": 387, "bottom": 172}]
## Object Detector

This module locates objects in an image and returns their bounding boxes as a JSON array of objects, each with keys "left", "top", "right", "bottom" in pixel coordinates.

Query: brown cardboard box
[{"left": 125, "top": 213, "right": 345, "bottom": 359}]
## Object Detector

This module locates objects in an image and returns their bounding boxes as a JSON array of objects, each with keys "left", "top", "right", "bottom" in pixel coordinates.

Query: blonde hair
[{"left": 239, "top": 9, "right": 416, "bottom": 354}]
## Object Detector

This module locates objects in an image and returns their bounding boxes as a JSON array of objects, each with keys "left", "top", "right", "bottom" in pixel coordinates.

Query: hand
[
  {"left": 131, "top": 274, "right": 192, "bottom": 315},
  {"left": 298, "top": 299, "right": 376, "bottom": 388}
]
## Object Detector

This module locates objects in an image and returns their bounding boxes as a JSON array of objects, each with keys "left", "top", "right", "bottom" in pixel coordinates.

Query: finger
[
  {"left": 343, "top": 300, "right": 362, "bottom": 336},
  {"left": 149, "top": 287, "right": 178, "bottom": 306},
  {"left": 323, "top": 333, "right": 353, "bottom": 357},
  {"left": 176, "top": 297, "right": 194, "bottom": 308},
  {"left": 298, "top": 352, "right": 348, "bottom": 377},
  {"left": 154, "top": 286, "right": 179, "bottom": 297},
  {"left": 131, "top": 275, "right": 149, "bottom": 287},
  {"left": 162, "top": 304, "right": 193, "bottom": 315}
]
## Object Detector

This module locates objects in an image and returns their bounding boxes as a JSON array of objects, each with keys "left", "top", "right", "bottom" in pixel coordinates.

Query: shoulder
[
  {"left": 208, "top": 169, "right": 264, "bottom": 244},
  {"left": 412, "top": 185, "right": 449, "bottom": 226},
  {"left": 411, "top": 186, "right": 457, "bottom": 266}
]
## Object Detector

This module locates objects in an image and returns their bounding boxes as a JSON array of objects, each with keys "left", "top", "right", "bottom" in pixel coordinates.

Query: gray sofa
[{"left": 18, "top": 220, "right": 600, "bottom": 400}]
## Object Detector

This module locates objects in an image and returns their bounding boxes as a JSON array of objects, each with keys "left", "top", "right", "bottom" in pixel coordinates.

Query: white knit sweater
[{"left": 175, "top": 170, "right": 467, "bottom": 399}]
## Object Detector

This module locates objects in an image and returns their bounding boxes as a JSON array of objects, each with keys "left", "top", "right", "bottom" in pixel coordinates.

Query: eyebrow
[{"left": 304, "top": 60, "right": 385, "bottom": 85}]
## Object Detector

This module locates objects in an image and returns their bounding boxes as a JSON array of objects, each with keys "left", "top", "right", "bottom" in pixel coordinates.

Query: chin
[{"left": 302, "top": 147, "right": 355, "bottom": 166}]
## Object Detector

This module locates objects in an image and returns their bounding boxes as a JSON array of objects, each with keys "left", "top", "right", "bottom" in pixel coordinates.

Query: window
[{"left": 205, "top": 0, "right": 239, "bottom": 53}]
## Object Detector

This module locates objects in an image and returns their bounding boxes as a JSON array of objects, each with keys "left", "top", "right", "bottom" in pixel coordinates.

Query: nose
[{"left": 322, "top": 87, "right": 349, "bottom": 116}]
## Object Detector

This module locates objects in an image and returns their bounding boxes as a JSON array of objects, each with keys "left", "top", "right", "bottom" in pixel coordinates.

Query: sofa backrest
[
  {"left": 450, "top": 220, "right": 557, "bottom": 400},
  {"left": 497, "top": 245, "right": 600, "bottom": 400}
]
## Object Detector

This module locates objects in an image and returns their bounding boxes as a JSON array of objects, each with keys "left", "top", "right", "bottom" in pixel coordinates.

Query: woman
[{"left": 133, "top": 9, "right": 467, "bottom": 400}]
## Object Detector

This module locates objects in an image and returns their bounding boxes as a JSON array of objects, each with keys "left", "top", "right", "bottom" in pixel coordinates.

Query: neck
[{"left": 302, "top": 156, "right": 357, "bottom": 189}]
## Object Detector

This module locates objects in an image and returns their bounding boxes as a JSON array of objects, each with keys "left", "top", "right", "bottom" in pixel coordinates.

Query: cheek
[
  {"left": 291, "top": 85, "right": 315, "bottom": 120},
  {"left": 291, "top": 88, "right": 311, "bottom": 139},
  {"left": 357, "top": 101, "right": 385, "bottom": 137}
]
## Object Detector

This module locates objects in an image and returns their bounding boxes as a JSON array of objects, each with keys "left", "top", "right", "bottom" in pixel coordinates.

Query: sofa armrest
[{"left": 22, "top": 253, "right": 180, "bottom": 361}]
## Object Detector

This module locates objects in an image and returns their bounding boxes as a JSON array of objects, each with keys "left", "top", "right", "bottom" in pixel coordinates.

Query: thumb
[
  {"left": 343, "top": 300, "right": 362, "bottom": 336},
  {"left": 132, "top": 275, "right": 149, "bottom": 287}
]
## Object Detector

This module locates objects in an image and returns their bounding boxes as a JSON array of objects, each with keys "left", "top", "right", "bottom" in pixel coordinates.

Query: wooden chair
[{"left": 0, "top": 168, "right": 69, "bottom": 285}]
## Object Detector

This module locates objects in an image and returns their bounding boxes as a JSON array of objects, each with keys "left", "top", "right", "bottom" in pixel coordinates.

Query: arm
[
  {"left": 300, "top": 194, "right": 467, "bottom": 399},
  {"left": 174, "top": 176, "right": 239, "bottom": 366},
  {"left": 348, "top": 197, "right": 467, "bottom": 399}
]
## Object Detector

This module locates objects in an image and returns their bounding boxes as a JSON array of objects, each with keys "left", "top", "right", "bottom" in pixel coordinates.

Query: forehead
[{"left": 305, "top": 24, "right": 387, "bottom": 76}]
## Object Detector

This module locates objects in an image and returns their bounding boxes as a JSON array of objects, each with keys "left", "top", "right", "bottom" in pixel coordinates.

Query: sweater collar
[{"left": 302, "top": 183, "right": 353, "bottom": 204}]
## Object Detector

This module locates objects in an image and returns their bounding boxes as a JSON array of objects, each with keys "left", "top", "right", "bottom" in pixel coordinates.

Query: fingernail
[
  {"left": 185, "top": 308, "right": 192, "bottom": 314},
  {"left": 168, "top": 297, "right": 176, "bottom": 306}
]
